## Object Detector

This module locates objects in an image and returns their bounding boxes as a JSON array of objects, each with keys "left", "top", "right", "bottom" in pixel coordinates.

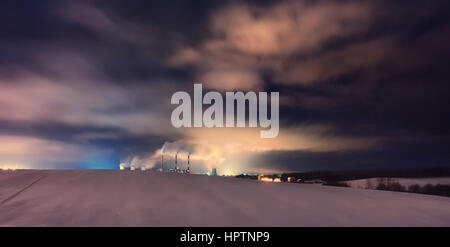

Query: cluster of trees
[{"left": 372, "top": 178, "right": 450, "bottom": 197}]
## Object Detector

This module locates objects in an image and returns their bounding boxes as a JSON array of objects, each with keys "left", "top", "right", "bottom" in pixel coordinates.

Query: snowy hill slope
[{"left": 1, "top": 170, "right": 450, "bottom": 226}]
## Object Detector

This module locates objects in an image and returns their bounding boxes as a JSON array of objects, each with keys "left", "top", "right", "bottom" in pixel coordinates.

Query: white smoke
[
  {"left": 161, "top": 140, "right": 196, "bottom": 155},
  {"left": 119, "top": 152, "right": 159, "bottom": 171},
  {"left": 119, "top": 140, "right": 225, "bottom": 172}
]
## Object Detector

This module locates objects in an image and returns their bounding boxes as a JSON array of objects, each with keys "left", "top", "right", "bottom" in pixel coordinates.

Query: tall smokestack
[
  {"left": 187, "top": 154, "right": 190, "bottom": 173},
  {"left": 161, "top": 154, "right": 164, "bottom": 171},
  {"left": 175, "top": 153, "right": 178, "bottom": 171}
]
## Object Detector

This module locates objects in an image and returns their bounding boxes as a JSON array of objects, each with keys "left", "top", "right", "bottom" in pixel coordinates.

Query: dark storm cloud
[
  {"left": 0, "top": 0, "right": 449, "bottom": 172},
  {"left": 0, "top": 118, "right": 173, "bottom": 154},
  {"left": 251, "top": 136, "right": 450, "bottom": 173}
]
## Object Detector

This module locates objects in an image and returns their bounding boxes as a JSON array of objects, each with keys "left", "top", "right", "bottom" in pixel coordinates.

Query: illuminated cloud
[
  {"left": 209, "top": 1, "right": 370, "bottom": 56},
  {"left": 0, "top": 53, "right": 176, "bottom": 135},
  {"left": 171, "top": 0, "right": 372, "bottom": 90}
]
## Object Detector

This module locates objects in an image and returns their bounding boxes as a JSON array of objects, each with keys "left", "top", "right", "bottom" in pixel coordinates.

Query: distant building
[
  {"left": 258, "top": 175, "right": 283, "bottom": 183},
  {"left": 287, "top": 177, "right": 296, "bottom": 183},
  {"left": 258, "top": 175, "right": 274, "bottom": 182},
  {"left": 211, "top": 168, "right": 217, "bottom": 176}
]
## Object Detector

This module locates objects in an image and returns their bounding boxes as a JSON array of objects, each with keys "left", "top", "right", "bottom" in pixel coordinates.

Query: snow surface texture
[
  {"left": 1, "top": 170, "right": 450, "bottom": 226},
  {"left": 345, "top": 177, "right": 450, "bottom": 189}
]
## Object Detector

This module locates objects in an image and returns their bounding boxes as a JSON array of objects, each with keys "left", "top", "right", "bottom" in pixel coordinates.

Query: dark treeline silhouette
[
  {"left": 280, "top": 167, "right": 450, "bottom": 183},
  {"left": 235, "top": 174, "right": 258, "bottom": 180},
  {"left": 375, "top": 180, "right": 450, "bottom": 197}
]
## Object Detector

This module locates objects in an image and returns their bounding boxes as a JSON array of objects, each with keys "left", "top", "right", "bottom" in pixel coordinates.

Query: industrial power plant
[
  {"left": 120, "top": 152, "right": 217, "bottom": 175},
  {"left": 162, "top": 153, "right": 193, "bottom": 174},
  {"left": 158, "top": 153, "right": 219, "bottom": 176}
]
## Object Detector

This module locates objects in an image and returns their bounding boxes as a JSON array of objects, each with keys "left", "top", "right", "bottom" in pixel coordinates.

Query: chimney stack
[
  {"left": 175, "top": 153, "right": 178, "bottom": 171},
  {"left": 187, "top": 154, "right": 190, "bottom": 173}
]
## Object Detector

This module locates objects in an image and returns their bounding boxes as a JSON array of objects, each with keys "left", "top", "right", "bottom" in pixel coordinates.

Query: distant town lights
[
  {"left": 0, "top": 165, "right": 19, "bottom": 171},
  {"left": 1, "top": 167, "right": 16, "bottom": 171}
]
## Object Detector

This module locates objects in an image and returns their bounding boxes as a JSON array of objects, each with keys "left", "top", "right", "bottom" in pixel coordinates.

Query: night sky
[{"left": 1, "top": 0, "right": 450, "bottom": 174}]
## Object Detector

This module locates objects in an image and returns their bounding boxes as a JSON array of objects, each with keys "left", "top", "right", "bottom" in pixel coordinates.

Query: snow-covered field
[
  {"left": 345, "top": 177, "right": 450, "bottom": 189},
  {"left": 1, "top": 170, "right": 450, "bottom": 226}
]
